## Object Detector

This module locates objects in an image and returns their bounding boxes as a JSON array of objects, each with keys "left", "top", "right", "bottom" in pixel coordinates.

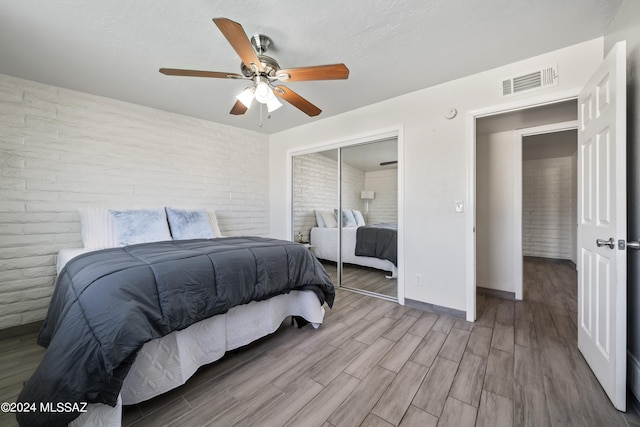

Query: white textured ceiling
[
  {"left": 320, "top": 138, "right": 398, "bottom": 172},
  {"left": 0, "top": 0, "right": 622, "bottom": 134}
]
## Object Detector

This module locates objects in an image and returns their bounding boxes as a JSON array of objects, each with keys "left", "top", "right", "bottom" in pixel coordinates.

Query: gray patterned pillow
[
  {"left": 110, "top": 208, "right": 172, "bottom": 246},
  {"left": 165, "top": 207, "right": 215, "bottom": 240},
  {"left": 334, "top": 209, "right": 357, "bottom": 227},
  {"left": 351, "top": 210, "right": 366, "bottom": 227}
]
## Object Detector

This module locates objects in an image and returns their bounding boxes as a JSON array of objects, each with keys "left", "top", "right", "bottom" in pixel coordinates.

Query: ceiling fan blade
[
  {"left": 229, "top": 100, "right": 248, "bottom": 115},
  {"left": 276, "top": 63, "right": 349, "bottom": 81},
  {"left": 273, "top": 85, "right": 321, "bottom": 117},
  {"left": 213, "top": 17, "right": 264, "bottom": 73},
  {"left": 159, "top": 68, "right": 243, "bottom": 79}
]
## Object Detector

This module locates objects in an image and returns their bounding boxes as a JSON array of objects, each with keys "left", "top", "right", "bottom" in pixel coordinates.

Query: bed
[
  {"left": 310, "top": 225, "right": 397, "bottom": 278},
  {"left": 16, "top": 208, "right": 334, "bottom": 427}
]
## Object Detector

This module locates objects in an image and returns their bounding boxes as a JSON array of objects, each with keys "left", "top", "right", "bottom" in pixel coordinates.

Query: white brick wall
[
  {"left": 292, "top": 152, "right": 364, "bottom": 242},
  {"left": 341, "top": 164, "right": 367, "bottom": 217},
  {"left": 522, "top": 156, "right": 575, "bottom": 259},
  {"left": 364, "top": 169, "right": 398, "bottom": 224},
  {"left": 0, "top": 74, "right": 270, "bottom": 329}
]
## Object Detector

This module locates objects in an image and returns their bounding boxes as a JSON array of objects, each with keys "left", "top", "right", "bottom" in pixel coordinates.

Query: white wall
[
  {"left": 292, "top": 151, "right": 365, "bottom": 242},
  {"left": 476, "top": 131, "right": 518, "bottom": 293},
  {"left": 341, "top": 164, "right": 367, "bottom": 216},
  {"left": 270, "top": 39, "right": 603, "bottom": 312},
  {"left": 522, "top": 157, "right": 575, "bottom": 259},
  {"left": 0, "top": 74, "right": 270, "bottom": 329},
  {"left": 476, "top": 129, "right": 577, "bottom": 294},
  {"left": 522, "top": 131, "right": 577, "bottom": 261},
  {"left": 293, "top": 152, "right": 339, "bottom": 242},
  {"left": 364, "top": 169, "right": 398, "bottom": 224}
]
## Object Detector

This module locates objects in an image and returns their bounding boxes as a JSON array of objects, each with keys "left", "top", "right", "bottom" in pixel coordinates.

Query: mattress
[
  {"left": 56, "top": 248, "right": 94, "bottom": 275},
  {"left": 51, "top": 248, "right": 326, "bottom": 426},
  {"left": 310, "top": 227, "right": 397, "bottom": 276}
]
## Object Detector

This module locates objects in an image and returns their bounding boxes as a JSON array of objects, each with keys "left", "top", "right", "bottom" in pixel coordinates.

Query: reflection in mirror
[
  {"left": 340, "top": 139, "right": 398, "bottom": 299},
  {"left": 292, "top": 149, "right": 339, "bottom": 285}
]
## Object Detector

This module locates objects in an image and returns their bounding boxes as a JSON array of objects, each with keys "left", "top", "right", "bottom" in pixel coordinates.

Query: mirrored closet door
[
  {"left": 339, "top": 140, "right": 398, "bottom": 298},
  {"left": 292, "top": 138, "right": 398, "bottom": 300},
  {"left": 292, "top": 149, "right": 339, "bottom": 284}
]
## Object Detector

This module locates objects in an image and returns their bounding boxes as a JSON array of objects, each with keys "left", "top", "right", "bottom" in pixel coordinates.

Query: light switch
[{"left": 454, "top": 201, "right": 464, "bottom": 213}]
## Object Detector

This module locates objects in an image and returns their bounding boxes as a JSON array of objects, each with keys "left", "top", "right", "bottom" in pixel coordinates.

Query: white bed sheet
[
  {"left": 55, "top": 249, "right": 326, "bottom": 426},
  {"left": 310, "top": 227, "right": 397, "bottom": 276},
  {"left": 57, "top": 248, "right": 95, "bottom": 275}
]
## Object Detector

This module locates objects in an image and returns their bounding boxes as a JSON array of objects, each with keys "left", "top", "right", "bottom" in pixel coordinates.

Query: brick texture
[
  {"left": 522, "top": 156, "right": 575, "bottom": 259},
  {"left": 0, "top": 74, "right": 270, "bottom": 329},
  {"left": 292, "top": 152, "right": 365, "bottom": 242},
  {"left": 364, "top": 169, "right": 398, "bottom": 224}
]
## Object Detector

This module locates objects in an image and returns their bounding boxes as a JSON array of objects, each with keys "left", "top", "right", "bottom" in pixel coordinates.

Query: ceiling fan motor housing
[
  {"left": 241, "top": 54, "right": 280, "bottom": 77},
  {"left": 240, "top": 34, "right": 280, "bottom": 77},
  {"left": 251, "top": 34, "right": 272, "bottom": 54}
]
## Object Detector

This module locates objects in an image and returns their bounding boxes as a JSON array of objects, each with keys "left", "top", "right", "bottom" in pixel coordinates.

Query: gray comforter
[
  {"left": 355, "top": 223, "right": 398, "bottom": 266},
  {"left": 17, "top": 237, "right": 334, "bottom": 427}
]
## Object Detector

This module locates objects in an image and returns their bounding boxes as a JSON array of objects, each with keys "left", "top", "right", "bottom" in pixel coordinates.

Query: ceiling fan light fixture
[
  {"left": 266, "top": 96, "right": 282, "bottom": 112},
  {"left": 254, "top": 81, "right": 273, "bottom": 103},
  {"left": 236, "top": 87, "right": 255, "bottom": 108}
]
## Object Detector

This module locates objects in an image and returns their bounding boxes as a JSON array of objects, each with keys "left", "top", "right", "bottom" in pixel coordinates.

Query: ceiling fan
[{"left": 159, "top": 17, "right": 349, "bottom": 117}]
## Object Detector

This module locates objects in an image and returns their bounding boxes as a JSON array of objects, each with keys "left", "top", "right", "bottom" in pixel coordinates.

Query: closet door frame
[{"left": 287, "top": 125, "right": 405, "bottom": 304}]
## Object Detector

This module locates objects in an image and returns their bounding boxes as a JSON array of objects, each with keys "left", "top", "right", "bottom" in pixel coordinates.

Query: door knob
[
  {"left": 628, "top": 241, "right": 640, "bottom": 250},
  {"left": 596, "top": 238, "right": 615, "bottom": 249}
]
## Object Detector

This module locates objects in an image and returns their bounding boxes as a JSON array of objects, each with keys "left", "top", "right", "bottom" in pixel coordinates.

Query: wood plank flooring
[
  {"left": 322, "top": 260, "right": 397, "bottom": 299},
  {"left": 2, "top": 258, "right": 640, "bottom": 426}
]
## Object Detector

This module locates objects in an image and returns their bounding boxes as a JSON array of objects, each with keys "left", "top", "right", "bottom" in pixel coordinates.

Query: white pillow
[
  {"left": 79, "top": 207, "right": 117, "bottom": 250},
  {"left": 166, "top": 207, "right": 214, "bottom": 240},
  {"left": 320, "top": 210, "right": 338, "bottom": 228},
  {"left": 207, "top": 210, "right": 223, "bottom": 237},
  {"left": 315, "top": 210, "right": 326, "bottom": 228},
  {"left": 335, "top": 209, "right": 357, "bottom": 227},
  {"left": 352, "top": 210, "right": 366, "bottom": 227},
  {"left": 110, "top": 208, "right": 172, "bottom": 246}
]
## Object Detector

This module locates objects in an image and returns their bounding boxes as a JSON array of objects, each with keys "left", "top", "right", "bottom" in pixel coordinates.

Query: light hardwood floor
[
  {"left": 322, "top": 261, "right": 397, "bottom": 299},
  {"left": 1, "top": 258, "right": 639, "bottom": 426}
]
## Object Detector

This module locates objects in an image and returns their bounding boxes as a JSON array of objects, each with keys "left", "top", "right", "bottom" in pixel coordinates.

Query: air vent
[{"left": 501, "top": 65, "right": 558, "bottom": 96}]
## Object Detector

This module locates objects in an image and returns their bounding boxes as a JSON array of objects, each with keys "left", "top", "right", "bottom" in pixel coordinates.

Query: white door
[{"left": 577, "top": 41, "right": 627, "bottom": 411}]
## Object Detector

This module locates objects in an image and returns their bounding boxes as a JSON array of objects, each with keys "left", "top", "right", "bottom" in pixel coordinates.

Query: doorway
[
  {"left": 522, "top": 129, "right": 578, "bottom": 261},
  {"left": 468, "top": 42, "right": 628, "bottom": 410},
  {"left": 521, "top": 129, "right": 578, "bottom": 303},
  {"left": 475, "top": 101, "right": 578, "bottom": 301}
]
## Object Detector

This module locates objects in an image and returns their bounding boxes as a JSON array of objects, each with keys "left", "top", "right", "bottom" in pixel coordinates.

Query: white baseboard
[{"left": 628, "top": 350, "right": 640, "bottom": 401}]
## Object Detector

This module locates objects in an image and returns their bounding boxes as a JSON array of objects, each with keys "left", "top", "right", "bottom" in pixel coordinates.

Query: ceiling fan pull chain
[{"left": 259, "top": 103, "right": 264, "bottom": 127}]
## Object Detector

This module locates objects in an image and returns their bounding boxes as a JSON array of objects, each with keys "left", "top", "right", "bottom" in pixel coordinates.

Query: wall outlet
[
  {"left": 415, "top": 274, "right": 423, "bottom": 287},
  {"left": 454, "top": 201, "right": 464, "bottom": 213}
]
